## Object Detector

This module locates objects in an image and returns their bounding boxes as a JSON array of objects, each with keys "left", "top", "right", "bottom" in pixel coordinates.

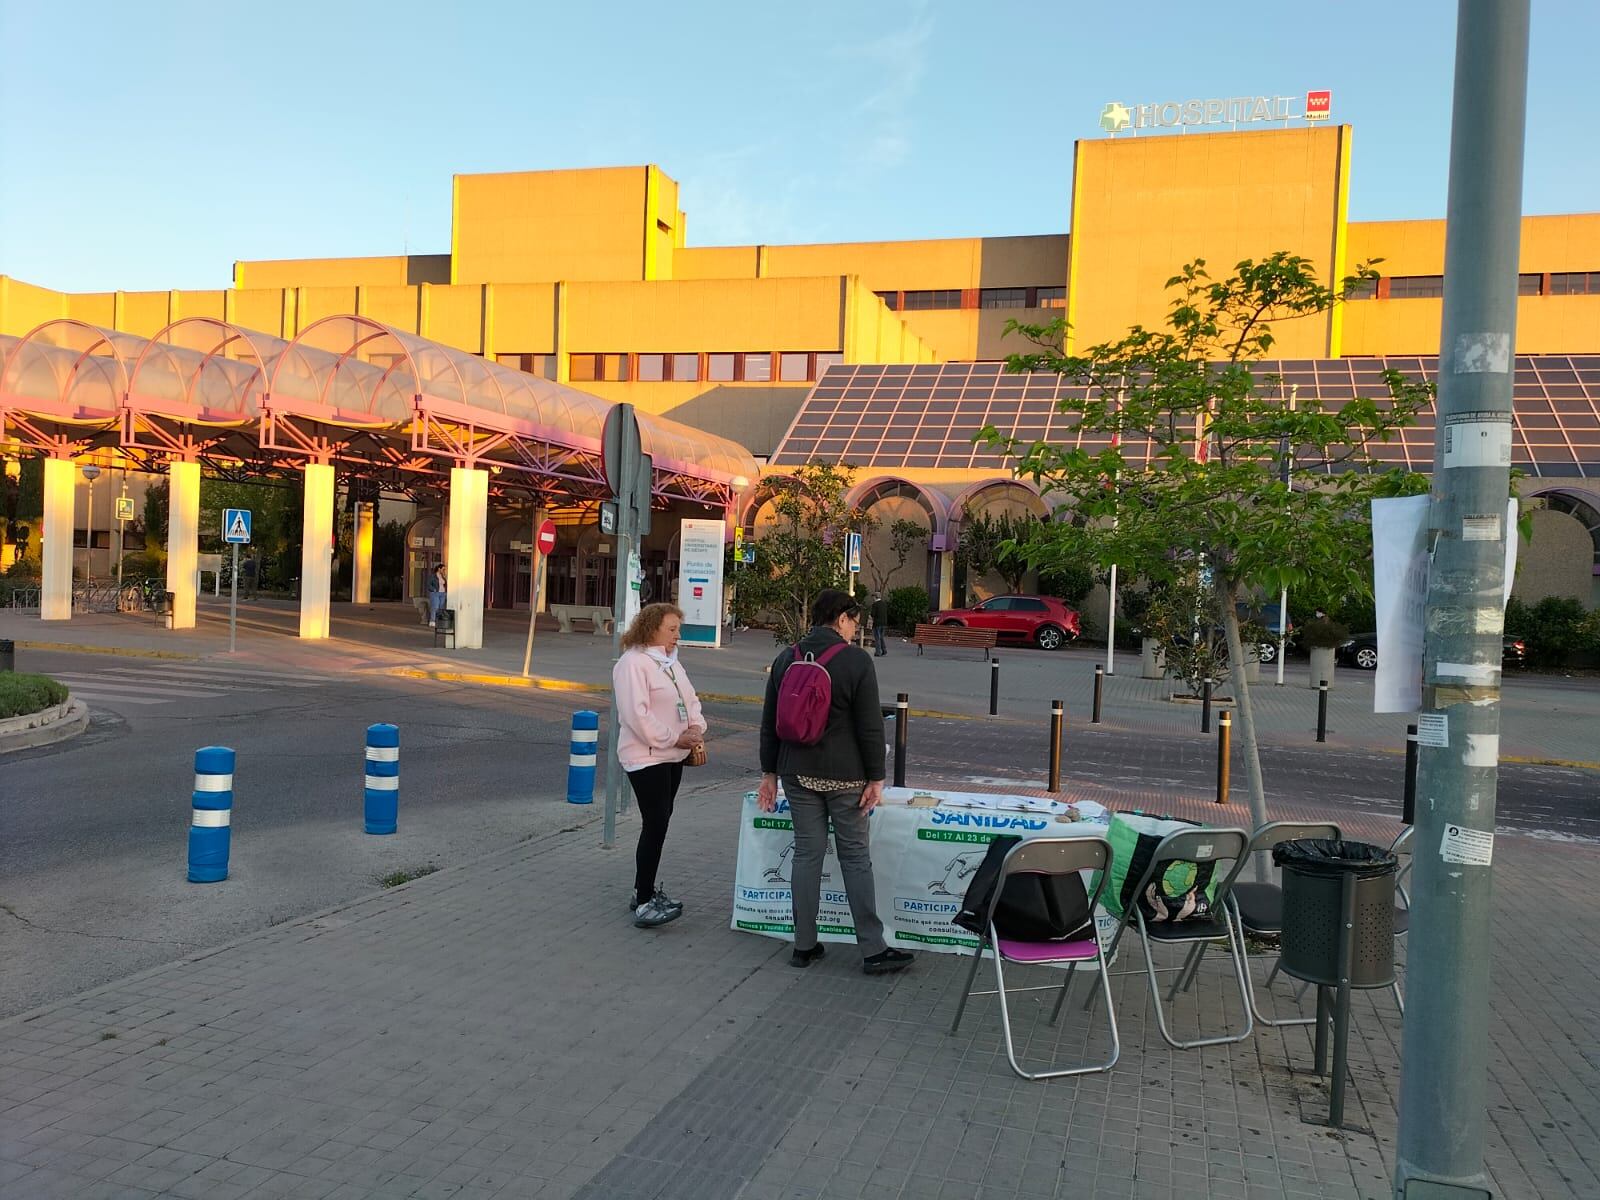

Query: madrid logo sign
[{"left": 1100, "top": 90, "right": 1331, "bottom": 134}]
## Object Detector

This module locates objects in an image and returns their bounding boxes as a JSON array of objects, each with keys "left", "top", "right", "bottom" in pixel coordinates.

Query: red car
[{"left": 931, "top": 595, "right": 1082, "bottom": 650}]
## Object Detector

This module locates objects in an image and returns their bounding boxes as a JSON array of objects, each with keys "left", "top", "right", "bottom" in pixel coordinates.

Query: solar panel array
[{"left": 769, "top": 357, "right": 1600, "bottom": 478}]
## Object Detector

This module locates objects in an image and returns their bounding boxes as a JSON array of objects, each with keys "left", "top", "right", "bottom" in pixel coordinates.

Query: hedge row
[{"left": 0, "top": 673, "right": 69, "bottom": 719}]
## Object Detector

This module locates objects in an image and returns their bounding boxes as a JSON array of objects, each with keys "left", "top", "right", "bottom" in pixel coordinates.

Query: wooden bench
[
  {"left": 912, "top": 623, "right": 998, "bottom": 661},
  {"left": 550, "top": 604, "right": 614, "bottom": 636}
]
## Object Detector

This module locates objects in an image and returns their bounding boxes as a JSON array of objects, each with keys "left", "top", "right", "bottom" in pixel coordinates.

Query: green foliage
[
  {"left": 734, "top": 462, "right": 873, "bottom": 644},
  {"left": 886, "top": 585, "right": 931, "bottom": 632},
  {"left": 1143, "top": 578, "right": 1229, "bottom": 696},
  {"left": 957, "top": 509, "right": 1037, "bottom": 593},
  {"left": 864, "top": 517, "right": 929, "bottom": 592},
  {"left": 0, "top": 672, "right": 68, "bottom": 718},
  {"left": 1038, "top": 562, "right": 1094, "bottom": 605},
  {"left": 1299, "top": 616, "right": 1351, "bottom": 649},
  {"left": 372, "top": 519, "right": 407, "bottom": 601},
  {"left": 143, "top": 479, "right": 168, "bottom": 544},
  {"left": 1509, "top": 595, "right": 1594, "bottom": 668}
]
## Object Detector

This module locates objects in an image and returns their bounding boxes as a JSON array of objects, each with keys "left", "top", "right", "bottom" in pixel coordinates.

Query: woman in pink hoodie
[{"left": 613, "top": 602, "right": 706, "bottom": 928}]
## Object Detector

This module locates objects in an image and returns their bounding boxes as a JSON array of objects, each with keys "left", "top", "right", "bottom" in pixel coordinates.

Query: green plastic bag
[{"left": 1100, "top": 811, "right": 1221, "bottom": 922}]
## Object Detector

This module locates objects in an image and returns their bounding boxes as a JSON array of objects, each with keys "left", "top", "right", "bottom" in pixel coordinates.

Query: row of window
[
  {"left": 508, "top": 350, "right": 847, "bottom": 385},
  {"left": 876, "top": 286, "right": 1067, "bottom": 312},
  {"left": 1351, "top": 272, "right": 1600, "bottom": 300}
]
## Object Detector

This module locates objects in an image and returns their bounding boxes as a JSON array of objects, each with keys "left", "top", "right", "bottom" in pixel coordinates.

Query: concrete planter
[
  {"left": 1308, "top": 646, "right": 1337, "bottom": 689},
  {"left": 1140, "top": 637, "right": 1165, "bottom": 680},
  {"left": 0, "top": 695, "right": 88, "bottom": 753}
]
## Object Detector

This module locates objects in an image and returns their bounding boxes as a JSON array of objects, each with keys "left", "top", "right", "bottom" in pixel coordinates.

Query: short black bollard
[
  {"left": 1047, "top": 700, "right": 1064, "bottom": 792},
  {"left": 1216, "top": 711, "right": 1232, "bottom": 804},
  {"left": 1316, "top": 680, "right": 1329, "bottom": 743},
  {"left": 1092, "top": 664, "right": 1104, "bottom": 724},
  {"left": 894, "top": 692, "right": 909, "bottom": 788},
  {"left": 0, "top": 638, "right": 13, "bottom": 673},
  {"left": 1403, "top": 723, "right": 1418, "bottom": 825},
  {"left": 989, "top": 659, "right": 999, "bottom": 717},
  {"left": 1201, "top": 680, "right": 1213, "bottom": 734}
]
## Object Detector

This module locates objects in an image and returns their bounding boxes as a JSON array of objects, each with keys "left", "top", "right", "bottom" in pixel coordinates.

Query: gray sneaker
[
  {"left": 634, "top": 893, "right": 683, "bottom": 928},
  {"left": 629, "top": 887, "right": 683, "bottom": 914}
]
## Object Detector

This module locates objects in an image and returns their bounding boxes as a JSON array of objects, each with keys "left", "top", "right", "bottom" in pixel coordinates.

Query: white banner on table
[
  {"left": 1370, "top": 496, "right": 1518, "bottom": 714},
  {"left": 678, "top": 518, "right": 725, "bottom": 647},
  {"left": 732, "top": 788, "right": 1113, "bottom": 955}
]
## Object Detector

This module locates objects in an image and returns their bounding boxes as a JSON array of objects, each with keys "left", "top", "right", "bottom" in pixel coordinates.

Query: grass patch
[
  {"left": 379, "top": 865, "right": 440, "bottom": 888},
  {"left": 0, "top": 673, "right": 69, "bottom": 719}
]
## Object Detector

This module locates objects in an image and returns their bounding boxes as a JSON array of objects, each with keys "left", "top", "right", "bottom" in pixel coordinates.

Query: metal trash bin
[
  {"left": 434, "top": 608, "right": 456, "bottom": 649},
  {"left": 1274, "top": 838, "right": 1398, "bottom": 988},
  {"left": 162, "top": 590, "right": 176, "bottom": 630},
  {"left": 0, "top": 638, "right": 14, "bottom": 672}
]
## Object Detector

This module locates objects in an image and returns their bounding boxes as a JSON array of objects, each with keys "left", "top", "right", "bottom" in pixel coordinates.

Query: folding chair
[
  {"left": 1388, "top": 825, "right": 1413, "bottom": 1013},
  {"left": 948, "top": 836, "right": 1120, "bottom": 1081},
  {"left": 1095, "top": 826, "right": 1254, "bottom": 1050},
  {"left": 1217, "top": 820, "right": 1342, "bottom": 1027}
]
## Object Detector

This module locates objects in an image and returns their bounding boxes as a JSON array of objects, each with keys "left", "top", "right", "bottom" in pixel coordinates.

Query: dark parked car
[
  {"left": 930, "top": 595, "right": 1082, "bottom": 650},
  {"left": 1336, "top": 633, "right": 1527, "bottom": 671}
]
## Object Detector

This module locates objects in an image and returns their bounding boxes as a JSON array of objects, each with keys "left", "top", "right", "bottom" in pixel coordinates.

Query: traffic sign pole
[
  {"left": 229, "top": 542, "right": 238, "bottom": 653},
  {"left": 522, "top": 516, "right": 558, "bottom": 678}
]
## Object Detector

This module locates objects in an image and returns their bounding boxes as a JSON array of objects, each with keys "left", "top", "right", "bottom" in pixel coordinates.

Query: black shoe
[
  {"left": 790, "top": 945, "right": 826, "bottom": 968},
  {"left": 863, "top": 948, "right": 914, "bottom": 975}
]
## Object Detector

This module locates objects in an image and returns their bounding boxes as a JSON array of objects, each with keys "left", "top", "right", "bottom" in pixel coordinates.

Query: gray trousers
[{"left": 783, "top": 778, "right": 887, "bottom": 958}]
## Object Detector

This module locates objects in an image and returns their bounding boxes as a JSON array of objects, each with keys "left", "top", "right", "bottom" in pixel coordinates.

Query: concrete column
[
  {"left": 447, "top": 466, "right": 488, "bottom": 649},
  {"left": 351, "top": 502, "right": 374, "bottom": 604},
  {"left": 298, "top": 463, "right": 334, "bottom": 639},
  {"left": 40, "top": 458, "right": 75, "bottom": 621},
  {"left": 165, "top": 460, "right": 200, "bottom": 630}
]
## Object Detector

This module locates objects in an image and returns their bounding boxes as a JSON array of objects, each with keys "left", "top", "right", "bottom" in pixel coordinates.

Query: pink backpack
[{"left": 775, "top": 643, "right": 849, "bottom": 745}]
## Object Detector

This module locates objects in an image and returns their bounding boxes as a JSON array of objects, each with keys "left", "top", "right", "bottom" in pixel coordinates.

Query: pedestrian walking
[
  {"left": 871, "top": 590, "right": 888, "bottom": 657},
  {"left": 757, "top": 588, "right": 912, "bottom": 976},
  {"left": 427, "top": 563, "right": 446, "bottom": 626},
  {"left": 614, "top": 602, "right": 706, "bottom": 929},
  {"left": 241, "top": 553, "right": 258, "bottom": 600}
]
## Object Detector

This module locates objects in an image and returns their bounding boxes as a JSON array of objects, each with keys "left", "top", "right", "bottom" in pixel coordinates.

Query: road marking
[
  {"left": 128, "top": 664, "right": 332, "bottom": 685},
  {"left": 62, "top": 690, "right": 174, "bottom": 706},
  {"left": 52, "top": 676, "right": 230, "bottom": 699}
]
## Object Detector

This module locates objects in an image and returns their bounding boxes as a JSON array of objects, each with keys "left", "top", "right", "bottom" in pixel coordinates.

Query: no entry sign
[{"left": 536, "top": 519, "right": 558, "bottom": 556}]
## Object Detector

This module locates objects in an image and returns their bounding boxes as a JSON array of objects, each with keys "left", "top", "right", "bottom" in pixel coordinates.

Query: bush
[
  {"left": 887, "top": 586, "right": 931, "bottom": 633},
  {"left": 1038, "top": 563, "right": 1094, "bottom": 605},
  {"left": 1300, "top": 617, "right": 1350, "bottom": 649},
  {"left": 0, "top": 672, "right": 68, "bottom": 718},
  {"left": 1522, "top": 595, "right": 1590, "bottom": 669}
]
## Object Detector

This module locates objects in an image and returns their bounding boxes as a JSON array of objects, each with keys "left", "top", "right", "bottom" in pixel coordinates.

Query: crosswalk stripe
[
  {"left": 91, "top": 669, "right": 279, "bottom": 691},
  {"left": 52, "top": 676, "right": 230, "bottom": 699},
  {"left": 64, "top": 691, "right": 176, "bottom": 707},
  {"left": 94, "top": 668, "right": 324, "bottom": 689},
  {"left": 160, "top": 663, "right": 334, "bottom": 683}
]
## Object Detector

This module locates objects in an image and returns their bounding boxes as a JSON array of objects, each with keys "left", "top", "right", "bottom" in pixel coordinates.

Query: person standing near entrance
[
  {"left": 757, "top": 589, "right": 913, "bottom": 976},
  {"left": 427, "top": 563, "right": 447, "bottom": 626},
  {"left": 614, "top": 602, "right": 706, "bottom": 928},
  {"left": 871, "top": 591, "right": 889, "bottom": 657}
]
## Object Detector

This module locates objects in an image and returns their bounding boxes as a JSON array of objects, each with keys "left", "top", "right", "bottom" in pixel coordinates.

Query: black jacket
[{"left": 759, "top": 628, "right": 885, "bottom": 782}]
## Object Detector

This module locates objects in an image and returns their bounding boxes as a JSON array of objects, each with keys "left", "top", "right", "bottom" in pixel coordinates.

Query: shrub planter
[{"left": 1140, "top": 637, "right": 1165, "bottom": 680}]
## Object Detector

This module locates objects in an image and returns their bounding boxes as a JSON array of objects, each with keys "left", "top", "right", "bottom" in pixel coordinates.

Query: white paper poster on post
[
  {"left": 1370, "top": 497, "right": 1519, "bottom": 714},
  {"left": 678, "top": 518, "right": 726, "bottom": 647}
]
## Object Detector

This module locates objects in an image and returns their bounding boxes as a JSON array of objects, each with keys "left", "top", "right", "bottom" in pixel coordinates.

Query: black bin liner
[{"left": 1271, "top": 838, "right": 1398, "bottom": 988}]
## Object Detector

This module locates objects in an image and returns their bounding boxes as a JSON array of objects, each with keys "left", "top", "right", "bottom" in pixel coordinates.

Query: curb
[
  {"left": 0, "top": 697, "right": 89, "bottom": 755},
  {"left": 13, "top": 640, "right": 198, "bottom": 661}
]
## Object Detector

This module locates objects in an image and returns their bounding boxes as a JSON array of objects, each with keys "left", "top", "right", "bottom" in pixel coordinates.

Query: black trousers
[{"left": 626, "top": 761, "right": 684, "bottom": 902}]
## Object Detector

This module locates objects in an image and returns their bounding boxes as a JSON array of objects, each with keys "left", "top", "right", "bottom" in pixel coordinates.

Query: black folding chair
[{"left": 1094, "top": 827, "right": 1255, "bottom": 1050}]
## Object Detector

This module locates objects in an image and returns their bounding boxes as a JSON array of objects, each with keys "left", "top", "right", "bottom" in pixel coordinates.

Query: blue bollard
[
  {"left": 365, "top": 723, "right": 400, "bottom": 834},
  {"left": 188, "top": 746, "right": 234, "bottom": 883},
  {"left": 567, "top": 710, "right": 599, "bottom": 804}
]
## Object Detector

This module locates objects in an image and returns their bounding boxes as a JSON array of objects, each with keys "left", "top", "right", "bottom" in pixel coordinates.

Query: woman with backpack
[
  {"left": 614, "top": 602, "right": 706, "bottom": 928},
  {"left": 757, "top": 589, "right": 914, "bottom": 976}
]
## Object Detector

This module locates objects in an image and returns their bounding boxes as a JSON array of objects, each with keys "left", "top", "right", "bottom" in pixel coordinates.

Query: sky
[{"left": 1, "top": 0, "right": 1595, "bottom": 294}]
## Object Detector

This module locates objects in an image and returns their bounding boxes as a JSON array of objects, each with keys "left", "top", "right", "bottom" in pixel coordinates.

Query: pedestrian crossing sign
[{"left": 223, "top": 508, "right": 252, "bottom": 544}]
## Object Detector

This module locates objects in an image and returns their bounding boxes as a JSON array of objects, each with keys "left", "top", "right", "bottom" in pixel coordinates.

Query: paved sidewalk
[
  {"left": 2, "top": 749, "right": 1596, "bottom": 1199},
  {"left": 5, "top": 601, "right": 1597, "bottom": 767}
]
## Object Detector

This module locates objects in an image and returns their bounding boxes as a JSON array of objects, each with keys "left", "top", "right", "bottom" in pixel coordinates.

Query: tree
[
  {"left": 735, "top": 462, "right": 875, "bottom": 644},
  {"left": 987, "top": 252, "right": 1431, "bottom": 840},
  {"left": 864, "top": 517, "right": 929, "bottom": 593},
  {"left": 957, "top": 509, "right": 1037, "bottom": 594}
]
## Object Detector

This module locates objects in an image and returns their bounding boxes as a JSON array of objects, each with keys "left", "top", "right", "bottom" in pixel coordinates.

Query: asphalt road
[{"left": 3, "top": 648, "right": 1594, "bottom": 1020}]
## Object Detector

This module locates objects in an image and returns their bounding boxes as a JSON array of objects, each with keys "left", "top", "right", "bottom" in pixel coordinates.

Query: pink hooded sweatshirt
[{"left": 612, "top": 647, "right": 706, "bottom": 771}]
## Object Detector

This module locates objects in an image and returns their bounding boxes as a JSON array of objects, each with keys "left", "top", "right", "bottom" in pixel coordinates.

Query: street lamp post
[{"left": 81, "top": 463, "right": 101, "bottom": 581}]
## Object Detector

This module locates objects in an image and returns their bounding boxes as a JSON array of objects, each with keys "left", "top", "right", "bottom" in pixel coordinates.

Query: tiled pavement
[{"left": 2, "top": 728, "right": 1597, "bottom": 1200}]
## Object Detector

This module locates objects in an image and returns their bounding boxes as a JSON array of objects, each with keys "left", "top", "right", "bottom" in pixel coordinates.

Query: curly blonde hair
[{"left": 621, "top": 602, "right": 686, "bottom": 649}]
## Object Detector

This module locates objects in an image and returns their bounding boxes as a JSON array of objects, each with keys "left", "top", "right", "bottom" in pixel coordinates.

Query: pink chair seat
[{"left": 997, "top": 935, "right": 1098, "bottom": 963}]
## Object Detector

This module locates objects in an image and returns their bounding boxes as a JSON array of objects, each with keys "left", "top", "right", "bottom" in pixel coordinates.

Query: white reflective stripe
[
  {"left": 569, "top": 753, "right": 597, "bottom": 767},
  {"left": 191, "top": 809, "right": 231, "bottom": 828},
  {"left": 365, "top": 746, "right": 400, "bottom": 762},
  {"left": 364, "top": 775, "right": 399, "bottom": 792},
  {"left": 570, "top": 732, "right": 599, "bottom": 745},
  {"left": 193, "top": 775, "right": 233, "bottom": 793}
]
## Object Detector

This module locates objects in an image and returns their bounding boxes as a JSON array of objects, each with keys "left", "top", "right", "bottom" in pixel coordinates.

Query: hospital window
[
  {"left": 708, "top": 353, "right": 737, "bottom": 381},
  {"left": 568, "top": 354, "right": 631, "bottom": 382},
  {"left": 672, "top": 353, "right": 700, "bottom": 381},
  {"left": 1386, "top": 276, "right": 1445, "bottom": 299},
  {"left": 496, "top": 353, "right": 556, "bottom": 379},
  {"left": 979, "top": 287, "right": 1028, "bottom": 309},
  {"left": 1549, "top": 272, "right": 1600, "bottom": 295},
  {"left": 743, "top": 353, "right": 773, "bottom": 382},
  {"left": 1034, "top": 286, "right": 1066, "bottom": 308},
  {"left": 875, "top": 290, "right": 900, "bottom": 310},
  {"left": 901, "top": 289, "right": 962, "bottom": 310},
  {"left": 779, "top": 353, "right": 811, "bottom": 381},
  {"left": 1518, "top": 273, "right": 1544, "bottom": 295}
]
